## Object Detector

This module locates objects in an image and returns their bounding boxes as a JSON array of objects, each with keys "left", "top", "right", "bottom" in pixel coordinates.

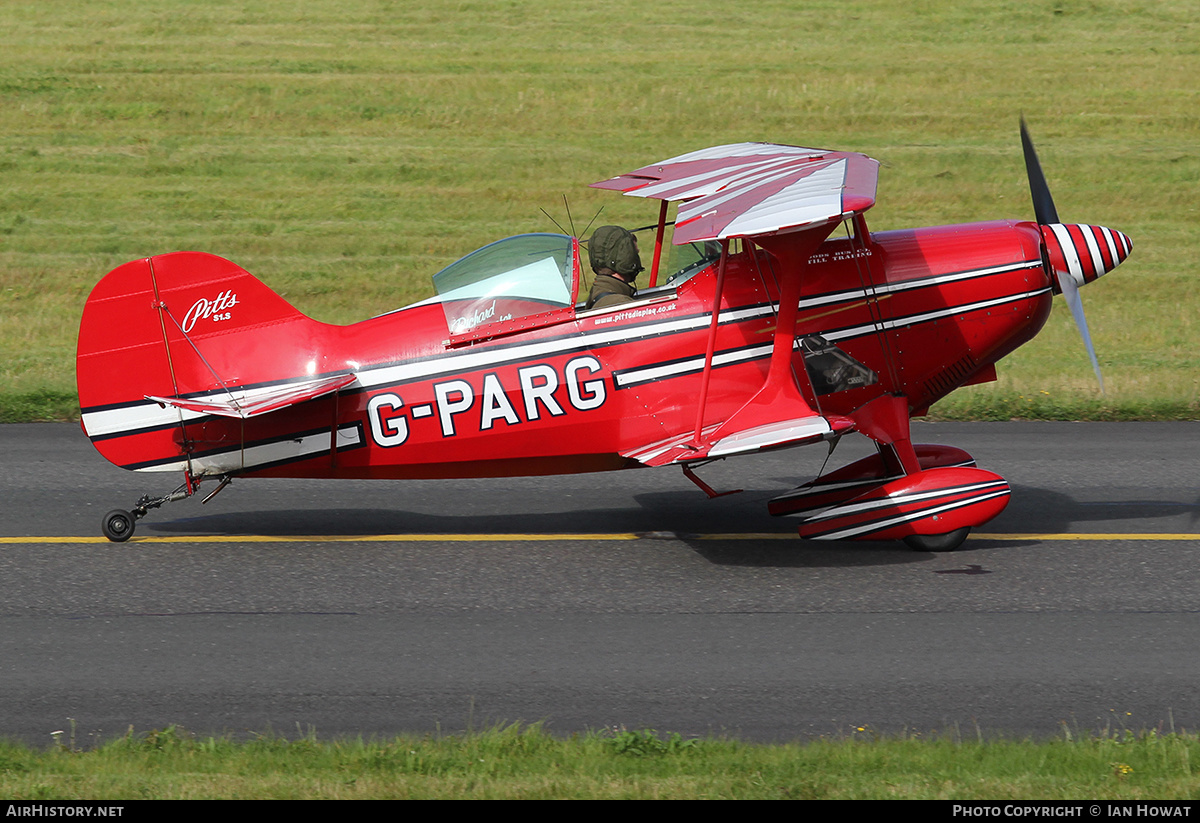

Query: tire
[
  {"left": 904, "top": 527, "right": 970, "bottom": 552},
  {"left": 102, "top": 509, "right": 136, "bottom": 543}
]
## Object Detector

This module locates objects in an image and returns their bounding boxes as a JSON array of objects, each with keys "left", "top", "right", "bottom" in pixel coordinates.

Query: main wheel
[
  {"left": 904, "top": 527, "right": 970, "bottom": 552},
  {"left": 102, "top": 509, "right": 136, "bottom": 542}
]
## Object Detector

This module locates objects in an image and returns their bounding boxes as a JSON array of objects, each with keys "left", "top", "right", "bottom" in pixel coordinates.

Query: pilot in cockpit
[{"left": 585, "top": 225, "right": 644, "bottom": 310}]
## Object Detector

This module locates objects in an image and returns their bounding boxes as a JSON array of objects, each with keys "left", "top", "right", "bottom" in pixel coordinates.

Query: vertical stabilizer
[{"left": 77, "top": 252, "right": 322, "bottom": 469}]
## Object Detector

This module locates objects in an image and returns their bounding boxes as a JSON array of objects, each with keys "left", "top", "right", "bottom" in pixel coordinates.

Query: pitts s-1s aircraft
[{"left": 78, "top": 123, "right": 1131, "bottom": 548}]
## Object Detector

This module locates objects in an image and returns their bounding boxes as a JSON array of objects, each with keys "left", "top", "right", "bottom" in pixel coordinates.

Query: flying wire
[{"left": 846, "top": 218, "right": 902, "bottom": 391}]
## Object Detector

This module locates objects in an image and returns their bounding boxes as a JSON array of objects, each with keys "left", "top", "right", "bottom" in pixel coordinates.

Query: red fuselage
[{"left": 77, "top": 217, "right": 1052, "bottom": 481}]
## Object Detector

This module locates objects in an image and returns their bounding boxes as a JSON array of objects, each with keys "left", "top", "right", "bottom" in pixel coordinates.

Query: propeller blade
[
  {"left": 1020, "top": 117, "right": 1060, "bottom": 225},
  {"left": 1055, "top": 269, "right": 1105, "bottom": 393},
  {"left": 1022, "top": 119, "right": 1104, "bottom": 393}
]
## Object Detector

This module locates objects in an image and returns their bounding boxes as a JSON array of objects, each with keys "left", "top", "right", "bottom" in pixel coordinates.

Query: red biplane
[{"left": 78, "top": 124, "right": 1131, "bottom": 548}]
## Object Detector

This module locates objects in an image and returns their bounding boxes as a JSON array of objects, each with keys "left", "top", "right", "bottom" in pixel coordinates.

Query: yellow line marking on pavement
[
  {"left": 2, "top": 533, "right": 1198, "bottom": 544},
  {"left": 975, "top": 534, "right": 1200, "bottom": 541},
  {"left": 0, "top": 534, "right": 642, "bottom": 544}
]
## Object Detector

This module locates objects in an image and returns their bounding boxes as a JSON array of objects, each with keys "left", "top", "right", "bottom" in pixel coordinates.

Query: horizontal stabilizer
[{"left": 146, "top": 373, "right": 357, "bottom": 419}]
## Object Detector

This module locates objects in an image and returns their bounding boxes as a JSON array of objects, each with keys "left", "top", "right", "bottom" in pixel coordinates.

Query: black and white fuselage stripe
[
  {"left": 128, "top": 423, "right": 365, "bottom": 474},
  {"left": 81, "top": 306, "right": 749, "bottom": 441},
  {"left": 615, "top": 285, "right": 1049, "bottom": 388}
]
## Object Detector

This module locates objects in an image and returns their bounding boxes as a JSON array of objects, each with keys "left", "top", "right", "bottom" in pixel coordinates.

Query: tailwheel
[
  {"left": 102, "top": 509, "right": 137, "bottom": 543},
  {"left": 904, "top": 527, "right": 970, "bottom": 553},
  {"left": 99, "top": 472, "right": 233, "bottom": 542}
]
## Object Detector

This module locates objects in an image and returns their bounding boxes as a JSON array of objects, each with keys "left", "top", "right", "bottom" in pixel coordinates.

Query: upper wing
[{"left": 591, "top": 142, "right": 878, "bottom": 245}]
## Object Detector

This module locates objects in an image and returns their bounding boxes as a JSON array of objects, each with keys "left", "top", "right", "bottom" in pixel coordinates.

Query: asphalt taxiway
[{"left": 2, "top": 422, "right": 1198, "bottom": 744}]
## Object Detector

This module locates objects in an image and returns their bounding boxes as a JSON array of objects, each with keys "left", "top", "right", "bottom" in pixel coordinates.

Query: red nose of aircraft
[{"left": 1040, "top": 223, "right": 1133, "bottom": 290}]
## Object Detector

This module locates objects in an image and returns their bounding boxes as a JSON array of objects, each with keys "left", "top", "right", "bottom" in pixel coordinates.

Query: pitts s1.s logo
[
  {"left": 182, "top": 289, "right": 240, "bottom": 333},
  {"left": 367, "top": 355, "right": 606, "bottom": 447}
]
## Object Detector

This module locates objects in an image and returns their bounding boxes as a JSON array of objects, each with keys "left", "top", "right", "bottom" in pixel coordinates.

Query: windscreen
[{"left": 431, "top": 234, "right": 576, "bottom": 335}]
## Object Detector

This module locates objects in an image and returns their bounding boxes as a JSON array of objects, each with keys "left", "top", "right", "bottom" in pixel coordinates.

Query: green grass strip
[
  {"left": 3, "top": 1, "right": 1197, "bottom": 422},
  {"left": 3, "top": 723, "right": 1199, "bottom": 799}
]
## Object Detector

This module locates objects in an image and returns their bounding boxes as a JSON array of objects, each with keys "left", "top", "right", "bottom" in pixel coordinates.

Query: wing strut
[
  {"left": 691, "top": 240, "right": 731, "bottom": 447},
  {"left": 697, "top": 223, "right": 848, "bottom": 453},
  {"left": 647, "top": 199, "right": 669, "bottom": 288}
]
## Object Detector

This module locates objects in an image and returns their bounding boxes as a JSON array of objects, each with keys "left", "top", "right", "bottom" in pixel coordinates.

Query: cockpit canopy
[
  {"left": 411, "top": 230, "right": 721, "bottom": 343},
  {"left": 428, "top": 233, "right": 578, "bottom": 340}
]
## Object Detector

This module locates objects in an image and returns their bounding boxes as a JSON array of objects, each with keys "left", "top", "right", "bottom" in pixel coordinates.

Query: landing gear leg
[{"left": 100, "top": 474, "right": 231, "bottom": 542}]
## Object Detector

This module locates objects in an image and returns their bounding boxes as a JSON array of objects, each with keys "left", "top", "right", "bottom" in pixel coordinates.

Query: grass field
[
  {"left": 3, "top": 723, "right": 1200, "bottom": 800},
  {"left": 1, "top": 0, "right": 1197, "bottom": 421}
]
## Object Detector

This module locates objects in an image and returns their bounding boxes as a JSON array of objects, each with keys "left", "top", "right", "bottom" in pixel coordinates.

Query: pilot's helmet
[{"left": 588, "top": 226, "right": 644, "bottom": 279}]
